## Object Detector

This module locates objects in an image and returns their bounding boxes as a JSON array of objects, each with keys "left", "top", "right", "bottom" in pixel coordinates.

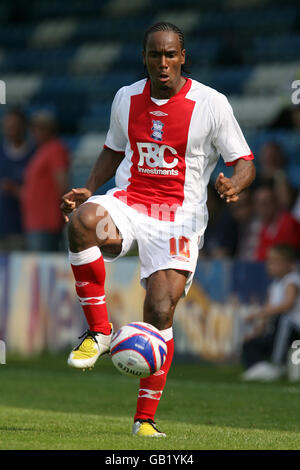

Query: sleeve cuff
[
  {"left": 103, "top": 144, "right": 125, "bottom": 154},
  {"left": 225, "top": 152, "right": 254, "bottom": 167}
]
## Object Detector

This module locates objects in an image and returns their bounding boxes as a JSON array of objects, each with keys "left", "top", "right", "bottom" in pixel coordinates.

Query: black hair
[
  {"left": 254, "top": 181, "right": 275, "bottom": 193},
  {"left": 5, "top": 106, "right": 27, "bottom": 123},
  {"left": 143, "top": 22, "right": 191, "bottom": 75},
  {"left": 270, "top": 244, "right": 299, "bottom": 262},
  {"left": 261, "top": 140, "right": 287, "bottom": 168}
]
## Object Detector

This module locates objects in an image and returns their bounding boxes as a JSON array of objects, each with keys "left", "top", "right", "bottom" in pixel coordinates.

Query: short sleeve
[
  {"left": 211, "top": 93, "right": 254, "bottom": 167},
  {"left": 104, "top": 87, "right": 127, "bottom": 153},
  {"left": 284, "top": 273, "right": 300, "bottom": 290}
]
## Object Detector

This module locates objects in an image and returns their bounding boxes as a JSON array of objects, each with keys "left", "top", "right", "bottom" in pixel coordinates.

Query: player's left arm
[
  {"left": 215, "top": 158, "right": 256, "bottom": 203},
  {"left": 211, "top": 93, "right": 256, "bottom": 203}
]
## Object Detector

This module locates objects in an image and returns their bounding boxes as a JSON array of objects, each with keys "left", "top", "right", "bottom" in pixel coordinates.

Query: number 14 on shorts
[{"left": 169, "top": 236, "right": 190, "bottom": 259}]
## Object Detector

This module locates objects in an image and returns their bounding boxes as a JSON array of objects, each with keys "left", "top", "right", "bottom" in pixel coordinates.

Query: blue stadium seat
[
  {"left": 0, "top": 24, "right": 33, "bottom": 47},
  {"left": 210, "top": 67, "right": 253, "bottom": 95},
  {"left": 252, "top": 34, "right": 300, "bottom": 62},
  {"left": 31, "top": 0, "right": 110, "bottom": 20},
  {"left": 287, "top": 164, "right": 300, "bottom": 188},
  {"left": 0, "top": 47, "right": 77, "bottom": 74}
]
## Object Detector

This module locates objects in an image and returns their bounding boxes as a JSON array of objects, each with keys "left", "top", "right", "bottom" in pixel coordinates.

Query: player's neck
[{"left": 150, "top": 76, "right": 187, "bottom": 100}]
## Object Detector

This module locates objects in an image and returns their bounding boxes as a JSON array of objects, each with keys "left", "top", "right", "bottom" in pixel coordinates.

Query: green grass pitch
[{"left": 0, "top": 354, "right": 299, "bottom": 450}]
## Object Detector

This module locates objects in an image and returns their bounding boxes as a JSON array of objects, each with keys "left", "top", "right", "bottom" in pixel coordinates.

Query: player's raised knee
[
  {"left": 70, "top": 203, "right": 99, "bottom": 231},
  {"left": 68, "top": 203, "right": 102, "bottom": 250}
]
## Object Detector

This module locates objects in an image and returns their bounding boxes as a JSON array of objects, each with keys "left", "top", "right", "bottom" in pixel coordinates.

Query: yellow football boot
[
  {"left": 67, "top": 324, "right": 113, "bottom": 369},
  {"left": 132, "top": 419, "right": 166, "bottom": 437}
]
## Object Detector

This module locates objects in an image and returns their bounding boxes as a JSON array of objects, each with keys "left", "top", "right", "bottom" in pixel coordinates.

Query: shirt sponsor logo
[{"left": 137, "top": 142, "right": 179, "bottom": 176}]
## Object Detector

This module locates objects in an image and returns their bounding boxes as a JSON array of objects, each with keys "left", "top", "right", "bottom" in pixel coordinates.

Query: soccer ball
[{"left": 110, "top": 322, "right": 168, "bottom": 378}]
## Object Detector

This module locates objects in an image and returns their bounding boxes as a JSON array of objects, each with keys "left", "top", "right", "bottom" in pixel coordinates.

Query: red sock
[
  {"left": 134, "top": 331, "right": 174, "bottom": 422},
  {"left": 69, "top": 247, "right": 111, "bottom": 335}
]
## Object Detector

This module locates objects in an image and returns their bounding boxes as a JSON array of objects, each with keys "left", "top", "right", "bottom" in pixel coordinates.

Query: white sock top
[
  {"left": 69, "top": 246, "right": 101, "bottom": 266},
  {"left": 159, "top": 327, "right": 173, "bottom": 342}
]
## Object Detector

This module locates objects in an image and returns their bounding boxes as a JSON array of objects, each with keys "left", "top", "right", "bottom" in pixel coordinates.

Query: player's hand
[
  {"left": 60, "top": 187, "right": 92, "bottom": 223},
  {"left": 215, "top": 173, "right": 239, "bottom": 203}
]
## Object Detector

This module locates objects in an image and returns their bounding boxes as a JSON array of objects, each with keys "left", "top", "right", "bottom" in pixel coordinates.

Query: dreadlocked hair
[{"left": 143, "top": 22, "right": 191, "bottom": 75}]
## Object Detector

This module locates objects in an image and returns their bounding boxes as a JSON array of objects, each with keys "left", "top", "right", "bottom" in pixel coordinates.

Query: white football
[{"left": 110, "top": 322, "right": 168, "bottom": 378}]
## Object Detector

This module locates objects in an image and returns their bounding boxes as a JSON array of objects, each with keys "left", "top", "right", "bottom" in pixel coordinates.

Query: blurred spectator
[
  {"left": 291, "top": 104, "right": 300, "bottom": 133},
  {"left": 292, "top": 191, "right": 300, "bottom": 223},
  {"left": 203, "top": 187, "right": 262, "bottom": 260},
  {"left": 241, "top": 244, "right": 300, "bottom": 381},
  {"left": 0, "top": 108, "right": 35, "bottom": 251},
  {"left": 257, "top": 144, "right": 299, "bottom": 214},
  {"left": 256, "top": 141, "right": 287, "bottom": 185},
  {"left": 273, "top": 173, "right": 298, "bottom": 212},
  {"left": 201, "top": 182, "right": 238, "bottom": 258},
  {"left": 269, "top": 104, "right": 300, "bottom": 132},
  {"left": 229, "top": 189, "right": 261, "bottom": 260},
  {"left": 21, "top": 112, "right": 70, "bottom": 252},
  {"left": 253, "top": 184, "right": 300, "bottom": 261}
]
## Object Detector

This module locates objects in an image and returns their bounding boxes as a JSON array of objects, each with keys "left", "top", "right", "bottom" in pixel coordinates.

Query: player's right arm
[{"left": 60, "top": 147, "right": 124, "bottom": 222}]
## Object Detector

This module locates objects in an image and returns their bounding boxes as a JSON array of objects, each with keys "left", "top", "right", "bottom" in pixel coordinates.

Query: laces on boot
[
  {"left": 136, "top": 419, "right": 162, "bottom": 433},
  {"left": 75, "top": 329, "right": 99, "bottom": 349}
]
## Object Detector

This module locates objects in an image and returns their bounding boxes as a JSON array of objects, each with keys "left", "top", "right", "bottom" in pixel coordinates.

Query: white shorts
[{"left": 85, "top": 192, "right": 202, "bottom": 296}]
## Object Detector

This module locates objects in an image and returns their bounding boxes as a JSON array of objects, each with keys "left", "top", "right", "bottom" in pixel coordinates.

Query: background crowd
[
  {"left": 0, "top": 107, "right": 69, "bottom": 252},
  {"left": 203, "top": 139, "right": 300, "bottom": 262},
  {"left": 1, "top": 105, "right": 299, "bottom": 262}
]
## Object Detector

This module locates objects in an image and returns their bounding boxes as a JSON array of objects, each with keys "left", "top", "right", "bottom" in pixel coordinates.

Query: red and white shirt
[{"left": 104, "top": 77, "right": 253, "bottom": 230}]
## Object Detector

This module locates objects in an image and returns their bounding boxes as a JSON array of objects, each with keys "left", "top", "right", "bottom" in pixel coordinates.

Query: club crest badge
[{"left": 151, "top": 120, "right": 164, "bottom": 141}]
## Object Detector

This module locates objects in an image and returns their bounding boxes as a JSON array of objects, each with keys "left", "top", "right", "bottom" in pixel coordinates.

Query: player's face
[{"left": 143, "top": 31, "right": 186, "bottom": 98}]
